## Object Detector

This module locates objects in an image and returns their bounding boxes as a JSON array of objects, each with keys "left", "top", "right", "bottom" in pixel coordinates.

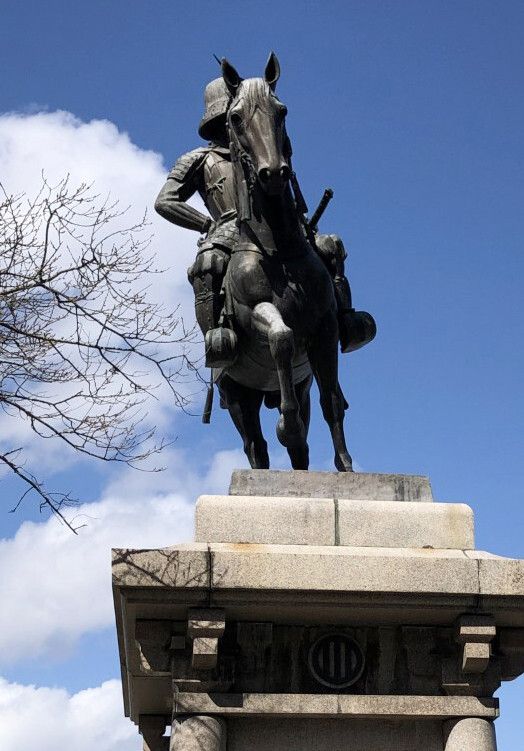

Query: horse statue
[{"left": 214, "top": 53, "right": 355, "bottom": 472}]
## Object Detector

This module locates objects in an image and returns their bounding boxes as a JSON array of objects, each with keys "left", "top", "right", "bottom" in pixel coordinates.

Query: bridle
[
  {"left": 226, "top": 91, "right": 258, "bottom": 223},
  {"left": 226, "top": 81, "right": 308, "bottom": 238}
]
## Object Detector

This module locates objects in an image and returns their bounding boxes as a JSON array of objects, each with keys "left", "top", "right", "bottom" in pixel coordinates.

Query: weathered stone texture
[
  {"left": 337, "top": 500, "right": 473, "bottom": 549},
  {"left": 112, "top": 470, "right": 524, "bottom": 750},
  {"left": 208, "top": 543, "right": 480, "bottom": 595},
  {"left": 196, "top": 494, "right": 335, "bottom": 545},
  {"left": 229, "top": 470, "right": 434, "bottom": 502},
  {"left": 170, "top": 716, "right": 226, "bottom": 751},
  {"left": 227, "top": 718, "right": 443, "bottom": 751},
  {"left": 173, "top": 692, "right": 498, "bottom": 719},
  {"left": 444, "top": 718, "right": 497, "bottom": 751},
  {"left": 477, "top": 557, "right": 524, "bottom": 596},
  {"left": 196, "top": 495, "right": 473, "bottom": 549},
  {"left": 112, "top": 544, "right": 209, "bottom": 588}
]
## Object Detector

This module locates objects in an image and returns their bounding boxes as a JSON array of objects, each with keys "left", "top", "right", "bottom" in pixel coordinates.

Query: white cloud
[
  {"left": 0, "top": 110, "right": 207, "bottom": 474},
  {"left": 0, "top": 677, "right": 140, "bottom": 751},
  {"left": 0, "top": 110, "right": 249, "bottom": 668},
  {"left": 0, "top": 109, "right": 197, "bottom": 311},
  {"left": 0, "top": 447, "right": 246, "bottom": 666}
]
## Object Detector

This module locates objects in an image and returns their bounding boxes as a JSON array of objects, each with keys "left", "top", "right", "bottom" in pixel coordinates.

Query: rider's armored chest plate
[{"left": 201, "top": 150, "right": 236, "bottom": 221}]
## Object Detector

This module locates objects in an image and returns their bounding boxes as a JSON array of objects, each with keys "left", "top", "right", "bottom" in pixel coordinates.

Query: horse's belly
[
  {"left": 219, "top": 335, "right": 311, "bottom": 392},
  {"left": 276, "top": 255, "right": 335, "bottom": 333}
]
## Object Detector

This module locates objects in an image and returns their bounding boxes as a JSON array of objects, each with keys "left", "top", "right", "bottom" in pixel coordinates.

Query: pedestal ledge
[
  {"left": 195, "top": 495, "right": 473, "bottom": 549},
  {"left": 173, "top": 693, "right": 499, "bottom": 719},
  {"left": 112, "top": 542, "right": 524, "bottom": 625},
  {"left": 229, "top": 470, "right": 434, "bottom": 502}
]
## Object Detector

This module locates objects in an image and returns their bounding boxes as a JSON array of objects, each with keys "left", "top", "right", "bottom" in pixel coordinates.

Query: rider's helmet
[{"left": 198, "top": 78, "right": 231, "bottom": 141}]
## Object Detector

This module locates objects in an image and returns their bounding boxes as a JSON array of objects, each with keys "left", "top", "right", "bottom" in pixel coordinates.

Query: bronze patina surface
[{"left": 155, "top": 54, "right": 376, "bottom": 470}]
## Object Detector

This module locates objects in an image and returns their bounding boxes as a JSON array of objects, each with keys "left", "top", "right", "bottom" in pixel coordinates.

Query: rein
[
  {"left": 228, "top": 131, "right": 256, "bottom": 223},
  {"left": 228, "top": 119, "right": 306, "bottom": 236},
  {"left": 226, "top": 84, "right": 311, "bottom": 259}
]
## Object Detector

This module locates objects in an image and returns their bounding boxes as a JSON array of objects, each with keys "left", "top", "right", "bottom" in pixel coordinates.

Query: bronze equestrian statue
[{"left": 155, "top": 54, "right": 375, "bottom": 471}]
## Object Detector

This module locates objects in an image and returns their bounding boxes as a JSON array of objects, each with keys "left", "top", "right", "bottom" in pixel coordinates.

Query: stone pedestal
[{"left": 112, "top": 471, "right": 524, "bottom": 750}]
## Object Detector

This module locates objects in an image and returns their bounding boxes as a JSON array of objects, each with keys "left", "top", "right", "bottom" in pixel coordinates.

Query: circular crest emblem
[{"left": 308, "top": 633, "right": 365, "bottom": 689}]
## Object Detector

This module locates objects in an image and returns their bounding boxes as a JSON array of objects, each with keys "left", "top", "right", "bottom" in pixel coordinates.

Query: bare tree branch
[{"left": 0, "top": 176, "right": 201, "bottom": 527}]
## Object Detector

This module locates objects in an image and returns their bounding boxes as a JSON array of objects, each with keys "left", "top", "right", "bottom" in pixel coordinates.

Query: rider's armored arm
[
  {"left": 154, "top": 148, "right": 212, "bottom": 233},
  {"left": 155, "top": 178, "right": 211, "bottom": 233}
]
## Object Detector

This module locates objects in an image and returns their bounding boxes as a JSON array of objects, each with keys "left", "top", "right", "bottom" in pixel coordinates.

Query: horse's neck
[{"left": 245, "top": 184, "right": 304, "bottom": 250}]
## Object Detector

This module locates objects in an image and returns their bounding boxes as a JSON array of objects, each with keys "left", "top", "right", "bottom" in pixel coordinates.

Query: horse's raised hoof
[
  {"left": 335, "top": 452, "right": 354, "bottom": 472},
  {"left": 276, "top": 412, "right": 306, "bottom": 449}
]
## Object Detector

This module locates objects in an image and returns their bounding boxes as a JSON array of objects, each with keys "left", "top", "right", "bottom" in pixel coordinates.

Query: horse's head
[{"left": 222, "top": 53, "right": 291, "bottom": 196}]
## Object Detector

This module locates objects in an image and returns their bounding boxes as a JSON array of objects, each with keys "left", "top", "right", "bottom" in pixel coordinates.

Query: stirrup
[
  {"left": 339, "top": 310, "right": 377, "bottom": 354},
  {"left": 205, "top": 327, "right": 238, "bottom": 368}
]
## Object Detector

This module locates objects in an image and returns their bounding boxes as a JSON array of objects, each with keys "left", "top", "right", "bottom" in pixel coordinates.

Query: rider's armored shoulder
[{"left": 168, "top": 147, "right": 210, "bottom": 182}]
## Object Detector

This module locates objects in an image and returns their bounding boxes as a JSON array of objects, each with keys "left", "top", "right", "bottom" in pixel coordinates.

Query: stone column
[
  {"left": 170, "top": 716, "right": 226, "bottom": 751},
  {"left": 139, "top": 715, "right": 168, "bottom": 751},
  {"left": 444, "top": 718, "right": 497, "bottom": 751}
]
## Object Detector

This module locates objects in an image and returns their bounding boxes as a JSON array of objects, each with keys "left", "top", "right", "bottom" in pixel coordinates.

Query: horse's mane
[{"left": 233, "top": 78, "right": 278, "bottom": 113}]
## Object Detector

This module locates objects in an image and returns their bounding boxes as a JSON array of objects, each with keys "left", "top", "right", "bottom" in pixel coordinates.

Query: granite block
[
  {"left": 195, "top": 494, "right": 335, "bottom": 545},
  {"left": 174, "top": 692, "right": 498, "bottom": 719},
  {"left": 209, "top": 544, "right": 479, "bottom": 595},
  {"left": 229, "top": 470, "right": 433, "bottom": 502},
  {"left": 337, "top": 500, "right": 474, "bottom": 549},
  {"left": 112, "top": 544, "right": 210, "bottom": 589}
]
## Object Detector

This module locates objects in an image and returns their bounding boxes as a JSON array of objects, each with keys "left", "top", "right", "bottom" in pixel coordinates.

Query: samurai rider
[{"left": 155, "top": 77, "right": 375, "bottom": 367}]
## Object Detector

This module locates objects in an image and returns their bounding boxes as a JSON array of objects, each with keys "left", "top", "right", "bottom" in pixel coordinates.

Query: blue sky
[{"left": 0, "top": 2, "right": 523, "bottom": 749}]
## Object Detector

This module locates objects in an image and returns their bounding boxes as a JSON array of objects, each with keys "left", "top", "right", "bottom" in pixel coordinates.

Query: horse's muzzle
[{"left": 258, "top": 164, "right": 291, "bottom": 194}]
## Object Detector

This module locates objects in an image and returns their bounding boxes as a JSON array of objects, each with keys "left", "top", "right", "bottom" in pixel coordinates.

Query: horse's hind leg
[
  {"left": 217, "top": 375, "right": 269, "bottom": 468},
  {"left": 308, "top": 311, "right": 353, "bottom": 472},
  {"left": 252, "top": 302, "right": 306, "bottom": 450}
]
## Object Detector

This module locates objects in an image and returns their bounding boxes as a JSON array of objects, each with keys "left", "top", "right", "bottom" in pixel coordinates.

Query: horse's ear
[
  {"left": 264, "top": 51, "right": 280, "bottom": 91},
  {"left": 221, "top": 58, "right": 242, "bottom": 96}
]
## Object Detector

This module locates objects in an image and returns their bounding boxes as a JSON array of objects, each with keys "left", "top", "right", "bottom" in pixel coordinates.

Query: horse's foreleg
[
  {"left": 308, "top": 310, "right": 353, "bottom": 472},
  {"left": 285, "top": 374, "right": 312, "bottom": 469},
  {"left": 252, "top": 302, "right": 305, "bottom": 448}
]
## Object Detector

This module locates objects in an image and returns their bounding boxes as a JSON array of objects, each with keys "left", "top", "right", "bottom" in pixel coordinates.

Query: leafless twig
[{"left": 0, "top": 176, "right": 201, "bottom": 529}]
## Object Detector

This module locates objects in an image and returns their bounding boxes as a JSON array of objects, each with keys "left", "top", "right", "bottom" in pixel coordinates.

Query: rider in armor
[
  {"left": 155, "top": 77, "right": 373, "bottom": 366},
  {"left": 155, "top": 78, "right": 239, "bottom": 367}
]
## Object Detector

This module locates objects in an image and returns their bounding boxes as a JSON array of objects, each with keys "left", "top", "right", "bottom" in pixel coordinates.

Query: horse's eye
[{"left": 230, "top": 112, "right": 242, "bottom": 128}]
